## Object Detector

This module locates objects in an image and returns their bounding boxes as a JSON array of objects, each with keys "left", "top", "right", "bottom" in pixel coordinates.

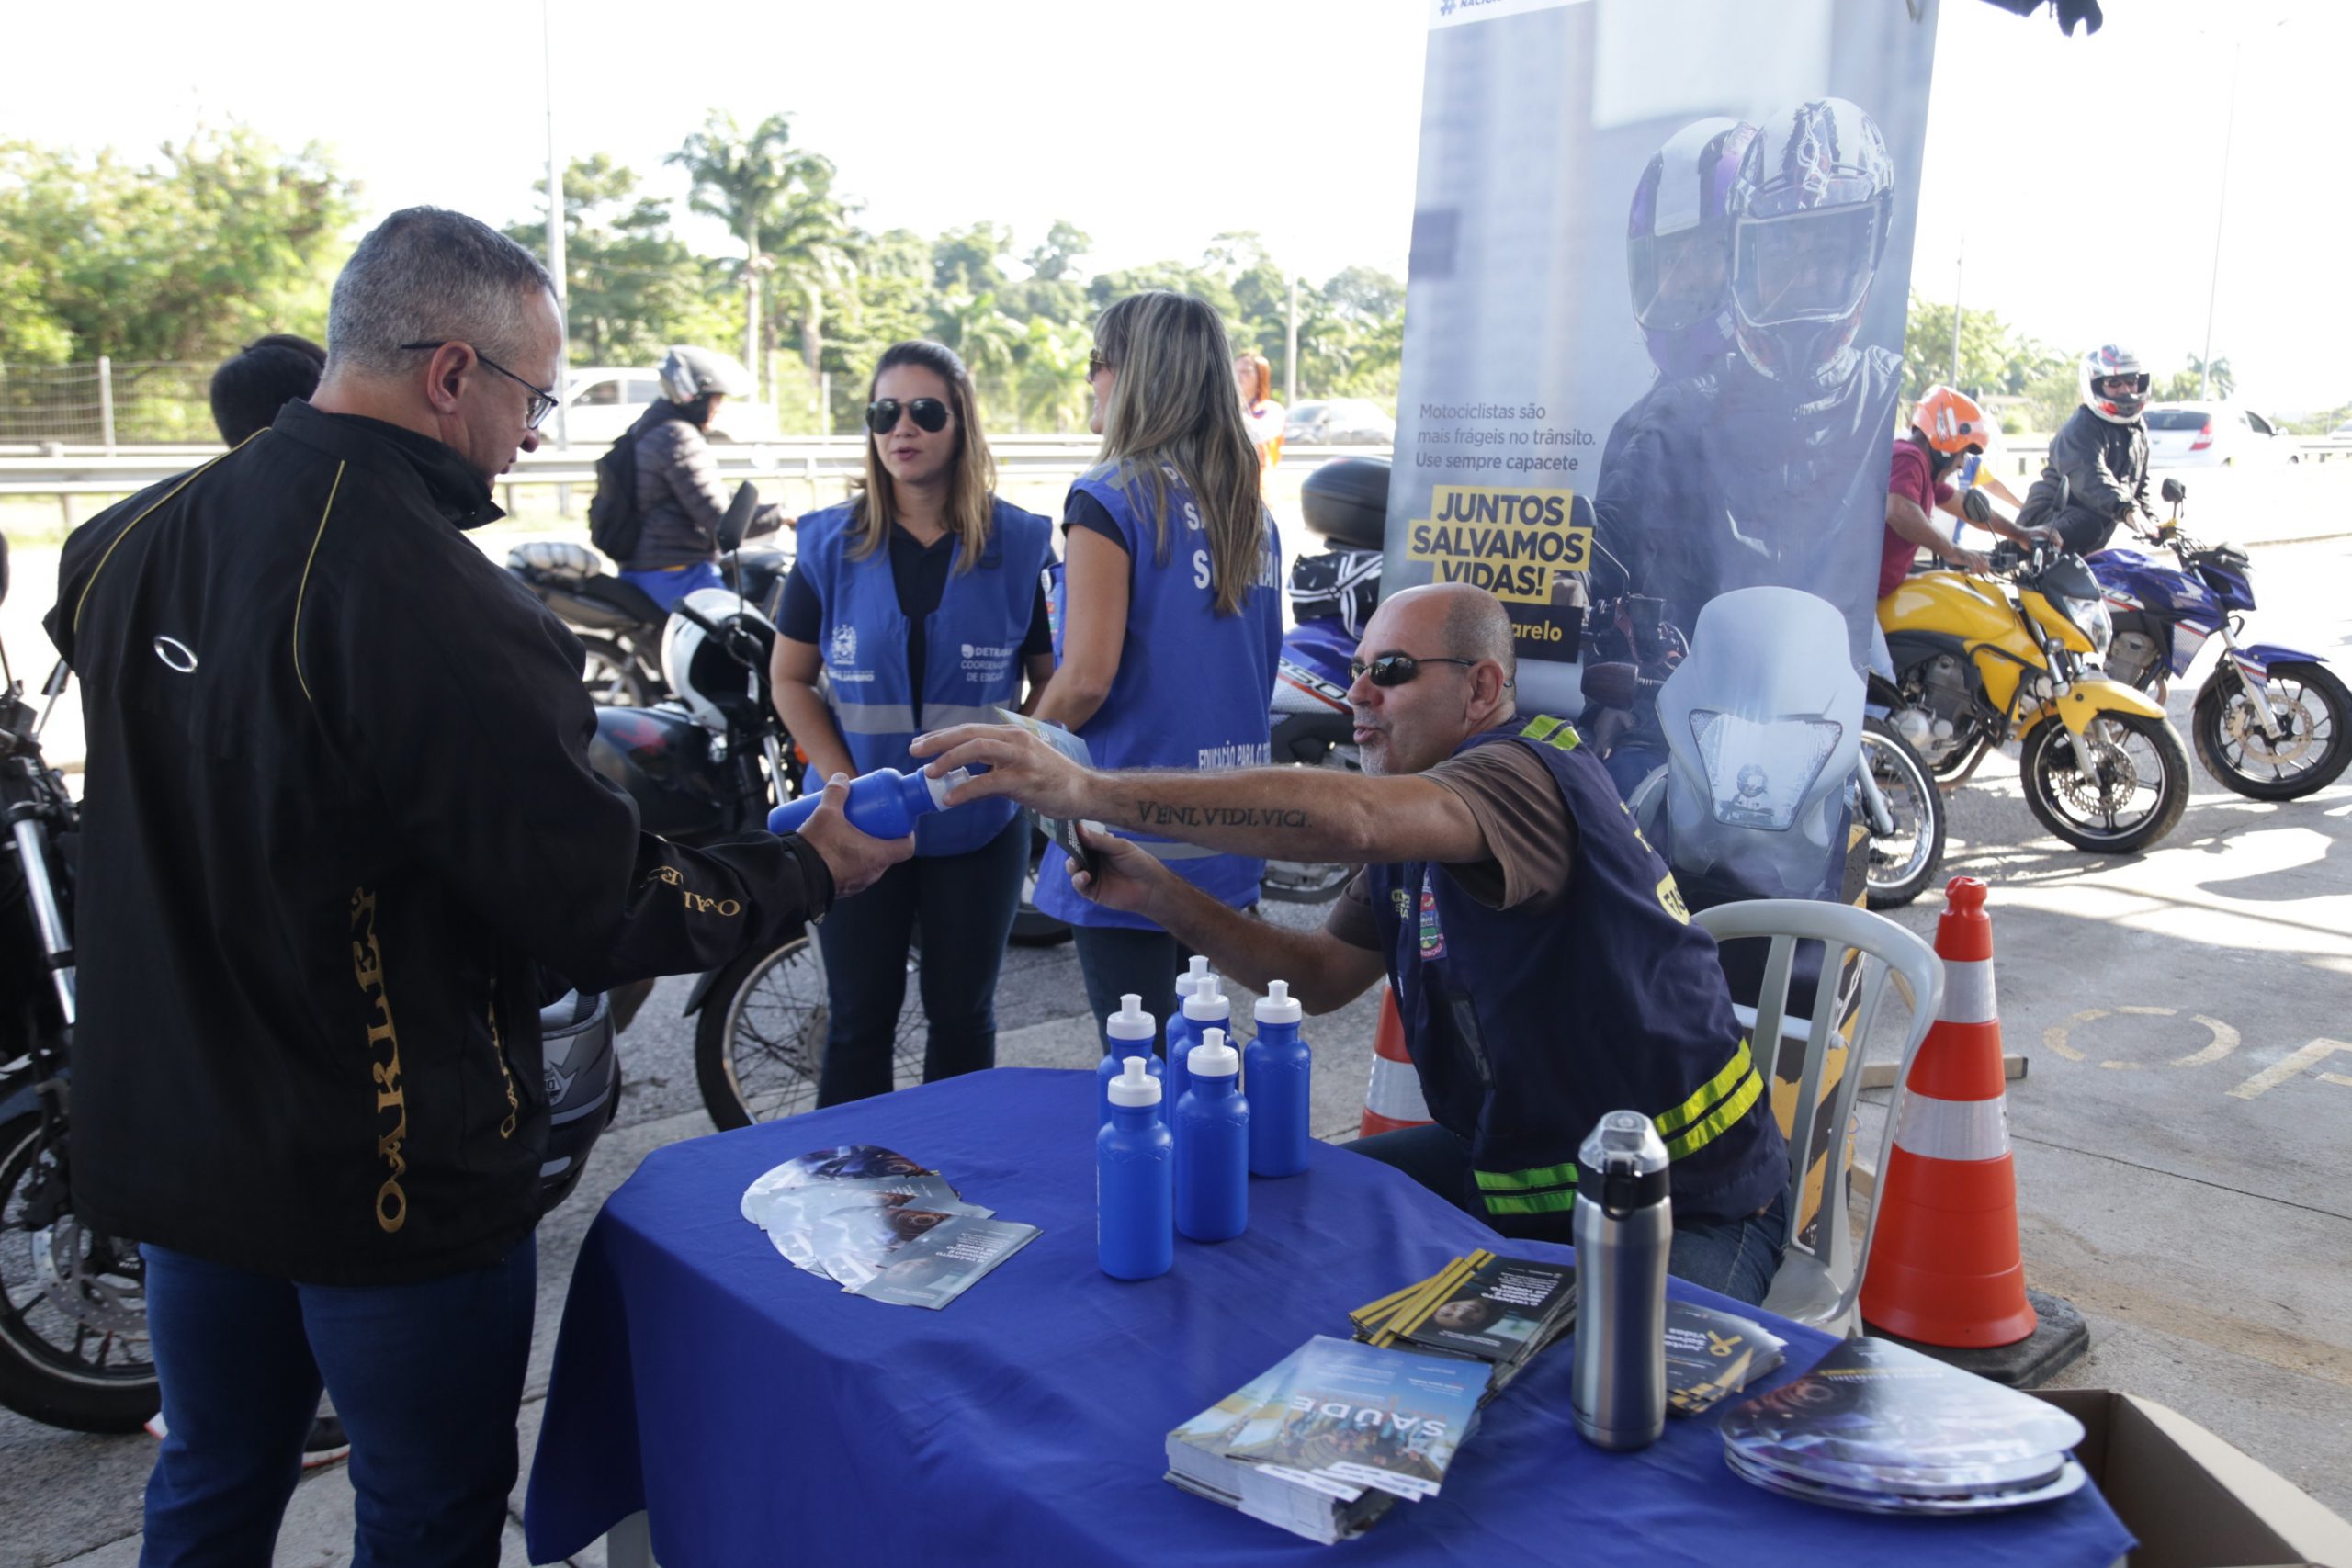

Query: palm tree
[
  {"left": 2188, "top": 355, "right": 2235, "bottom": 401},
  {"left": 758, "top": 159, "right": 861, "bottom": 421},
  {"left": 669, "top": 112, "right": 822, "bottom": 401}
]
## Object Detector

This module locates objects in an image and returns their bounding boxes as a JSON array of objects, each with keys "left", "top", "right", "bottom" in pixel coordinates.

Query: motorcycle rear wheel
[
  {"left": 578, "top": 634, "right": 654, "bottom": 707},
  {"left": 0, "top": 1114, "right": 158, "bottom": 1433},
  {"left": 2191, "top": 660, "right": 2351, "bottom": 800},
  {"left": 695, "top": 937, "right": 925, "bottom": 1129},
  {"left": 1861, "top": 719, "right": 1945, "bottom": 909},
  {"left": 2019, "top": 712, "right": 2191, "bottom": 854}
]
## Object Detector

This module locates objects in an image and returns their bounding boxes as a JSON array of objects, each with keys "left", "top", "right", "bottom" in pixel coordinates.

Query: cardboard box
[{"left": 2033, "top": 1389, "right": 2352, "bottom": 1568}]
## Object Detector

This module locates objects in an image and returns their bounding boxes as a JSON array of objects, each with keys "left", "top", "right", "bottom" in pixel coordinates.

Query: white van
[{"left": 557, "top": 360, "right": 784, "bottom": 448}]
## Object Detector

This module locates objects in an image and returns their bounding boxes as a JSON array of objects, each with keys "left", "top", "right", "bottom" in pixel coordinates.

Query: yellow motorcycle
[{"left": 1877, "top": 528, "right": 2191, "bottom": 855}]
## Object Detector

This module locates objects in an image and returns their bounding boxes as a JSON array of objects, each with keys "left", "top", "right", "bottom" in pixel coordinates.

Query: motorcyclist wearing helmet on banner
[
  {"left": 1593, "top": 98, "right": 1905, "bottom": 663},
  {"left": 2018, "top": 344, "right": 2156, "bottom": 558},
  {"left": 1879, "top": 385, "right": 2057, "bottom": 594},
  {"left": 1591, "top": 117, "right": 1755, "bottom": 600},
  {"left": 619, "top": 344, "right": 786, "bottom": 609}
]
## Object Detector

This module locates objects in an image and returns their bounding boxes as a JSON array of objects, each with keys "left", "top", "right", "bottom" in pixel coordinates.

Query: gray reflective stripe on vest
[{"left": 831, "top": 702, "right": 1005, "bottom": 735}]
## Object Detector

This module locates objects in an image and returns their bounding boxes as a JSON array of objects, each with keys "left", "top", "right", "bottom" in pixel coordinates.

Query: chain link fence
[{"left": 0, "top": 361, "right": 217, "bottom": 448}]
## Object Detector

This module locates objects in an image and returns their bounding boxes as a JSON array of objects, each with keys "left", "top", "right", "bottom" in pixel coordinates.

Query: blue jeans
[
  {"left": 815, "top": 816, "right": 1027, "bottom": 1105},
  {"left": 618, "top": 559, "right": 724, "bottom": 610},
  {"left": 1346, "top": 1123, "right": 1788, "bottom": 1306},
  {"left": 139, "top": 1237, "right": 536, "bottom": 1567}
]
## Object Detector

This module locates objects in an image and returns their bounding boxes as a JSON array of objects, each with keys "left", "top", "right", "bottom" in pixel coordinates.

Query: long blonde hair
[
  {"left": 1091, "top": 292, "right": 1268, "bottom": 615},
  {"left": 850, "top": 340, "right": 996, "bottom": 574}
]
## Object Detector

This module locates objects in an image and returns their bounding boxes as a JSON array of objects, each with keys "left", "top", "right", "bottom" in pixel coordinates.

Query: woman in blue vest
[
  {"left": 771, "top": 341, "right": 1055, "bottom": 1104},
  {"left": 1032, "top": 291, "right": 1283, "bottom": 1041}
]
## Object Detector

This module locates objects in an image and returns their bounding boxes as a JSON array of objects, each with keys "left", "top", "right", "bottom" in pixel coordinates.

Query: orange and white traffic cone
[
  {"left": 1859, "top": 875, "right": 2038, "bottom": 1348},
  {"left": 1359, "top": 986, "right": 1430, "bottom": 1138}
]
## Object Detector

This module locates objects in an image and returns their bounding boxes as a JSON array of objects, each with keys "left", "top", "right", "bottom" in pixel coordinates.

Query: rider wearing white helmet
[
  {"left": 620, "top": 345, "right": 786, "bottom": 608},
  {"left": 2020, "top": 344, "right": 2154, "bottom": 557}
]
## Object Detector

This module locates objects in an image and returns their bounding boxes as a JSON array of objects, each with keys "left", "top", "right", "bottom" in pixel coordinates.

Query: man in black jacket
[
  {"left": 2020, "top": 343, "right": 2154, "bottom": 556},
  {"left": 47, "top": 206, "right": 907, "bottom": 1565}
]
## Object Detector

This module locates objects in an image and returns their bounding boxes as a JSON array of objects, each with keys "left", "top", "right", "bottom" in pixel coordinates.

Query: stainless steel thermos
[{"left": 1570, "top": 1110, "right": 1672, "bottom": 1450}]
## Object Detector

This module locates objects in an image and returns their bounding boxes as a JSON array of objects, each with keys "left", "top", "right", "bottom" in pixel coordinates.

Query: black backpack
[{"left": 587, "top": 412, "right": 654, "bottom": 562}]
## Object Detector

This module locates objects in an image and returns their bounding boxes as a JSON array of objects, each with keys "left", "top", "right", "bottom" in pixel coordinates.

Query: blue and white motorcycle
[{"left": 2089, "top": 478, "right": 2349, "bottom": 800}]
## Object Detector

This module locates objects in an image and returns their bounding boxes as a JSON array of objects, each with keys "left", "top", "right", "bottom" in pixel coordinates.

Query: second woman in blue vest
[
  {"left": 771, "top": 341, "right": 1055, "bottom": 1105},
  {"left": 1032, "top": 291, "right": 1284, "bottom": 1042}
]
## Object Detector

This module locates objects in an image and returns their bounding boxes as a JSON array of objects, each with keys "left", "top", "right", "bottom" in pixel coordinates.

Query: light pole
[
  {"left": 1285, "top": 275, "right": 1300, "bottom": 409},
  {"left": 541, "top": 0, "right": 569, "bottom": 455},
  {"left": 1951, "top": 236, "right": 1964, "bottom": 392},
  {"left": 2199, "top": 39, "right": 2241, "bottom": 401}
]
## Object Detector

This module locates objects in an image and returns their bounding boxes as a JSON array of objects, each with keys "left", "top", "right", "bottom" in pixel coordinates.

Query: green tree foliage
[
  {"left": 505, "top": 155, "right": 730, "bottom": 367},
  {"left": 669, "top": 111, "right": 833, "bottom": 401},
  {"left": 0, "top": 127, "right": 356, "bottom": 364}
]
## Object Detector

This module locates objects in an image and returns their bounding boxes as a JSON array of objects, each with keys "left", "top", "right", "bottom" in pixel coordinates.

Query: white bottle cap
[
  {"left": 1108, "top": 1055, "right": 1162, "bottom": 1107},
  {"left": 1254, "top": 979, "right": 1303, "bottom": 1026},
  {"left": 1177, "top": 955, "right": 1212, "bottom": 998},
  {"left": 1182, "top": 980, "right": 1230, "bottom": 1023},
  {"left": 922, "top": 767, "right": 972, "bottom": 808},
  {"left": 1107, "top": 994, "right": 1155, "bottom": 1043},
  {"left": 1188, "top": 1028, "right": 1239, "bottom": 1078}
]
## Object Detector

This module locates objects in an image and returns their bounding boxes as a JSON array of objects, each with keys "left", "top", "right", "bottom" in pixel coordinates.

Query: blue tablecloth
[{"left": 525, "top": 1068, "right": 2132, "bottom": 1567}]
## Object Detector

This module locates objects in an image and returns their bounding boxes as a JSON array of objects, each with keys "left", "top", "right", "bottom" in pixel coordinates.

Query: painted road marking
[
  {"left": 2227, "top": 1039, "right": 2352, "bottom": 1101},
  {"left": 2041, "top": 1006, "right": 2240, "bottom": 1071}
]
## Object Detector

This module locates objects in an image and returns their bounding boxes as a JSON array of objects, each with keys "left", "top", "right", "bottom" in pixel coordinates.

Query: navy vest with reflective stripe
[
  {"left": 1035, "top": 461, "right": 1283, "bottom": 926},
  {"left": 1366, "top": 716, "right": 1784, "bottom": 1223},
  {"left": 799, "top": 497, "right": 1051, "bottom": 857}
]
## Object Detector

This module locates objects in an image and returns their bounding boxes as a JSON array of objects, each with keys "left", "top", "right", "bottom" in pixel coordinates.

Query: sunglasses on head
[
  {"left": 1349, "top": 652, "right": 1480, "bottom": 688},
  {"left": 865, "top": 397, "right": 950, "bottom": 435}
]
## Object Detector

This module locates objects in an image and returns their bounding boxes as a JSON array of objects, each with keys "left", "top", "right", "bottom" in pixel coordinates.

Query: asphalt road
[{"left": 2, "top": 473, "right": 2347, "bottom": 1564}]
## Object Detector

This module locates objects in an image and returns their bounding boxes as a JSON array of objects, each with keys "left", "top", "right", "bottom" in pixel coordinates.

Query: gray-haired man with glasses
[{"left": 46, "top": 206, "right": 909, "bottom": 1564}]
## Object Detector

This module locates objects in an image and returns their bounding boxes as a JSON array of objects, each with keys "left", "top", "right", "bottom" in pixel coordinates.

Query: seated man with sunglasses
[{"left": 912, "top": 582, "right": 1788, "bottom": 1305}]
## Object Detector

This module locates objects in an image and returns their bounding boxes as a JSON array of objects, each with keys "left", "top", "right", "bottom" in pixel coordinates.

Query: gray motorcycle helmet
[{"left": 657, "top": 345, "right": 752, "bottom": 405}]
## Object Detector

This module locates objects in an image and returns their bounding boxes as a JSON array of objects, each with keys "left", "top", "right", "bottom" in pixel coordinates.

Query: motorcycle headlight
[
  {"left": 2060, "top": 593, "right": 2112, "bottom": 655},
  {"left": 1687, "top": 709, "right": 1844, "bottom": 832}
]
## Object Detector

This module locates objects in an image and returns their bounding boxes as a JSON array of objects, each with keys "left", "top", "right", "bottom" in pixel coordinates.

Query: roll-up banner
[{"left": 1388, "top": 0, "right": 1941, "bottom": 1250}]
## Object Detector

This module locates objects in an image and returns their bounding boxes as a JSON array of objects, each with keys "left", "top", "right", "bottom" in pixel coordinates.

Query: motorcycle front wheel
[
  {"left": 2019, "top": 712, "right": 2191, "bottom": 854},
  {"left": 1861, "top": 718, "right": 1945, "bottom": 909},
  {"left": 694, "top": 936, "right": 925, "bottom": 1129},
  {"left": 2191, "top": 660, "right": 2351, "bottom": 800},
  {"left": 0, "top": 1115, "right": 158, "bottom": 1433}
]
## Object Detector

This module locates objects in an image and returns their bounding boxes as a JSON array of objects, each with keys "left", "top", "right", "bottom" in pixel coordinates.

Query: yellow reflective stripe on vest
[
  {"left": 1473, "top": 1159, "right": 1579, "bottom": 1193},
  {"left": 1517, "top": 715, "right": 1582, "bottom": 752},
  {"left": 1652, "top": 1038, "right": 1765, "bottom": 1163},
  {"left": 1483, "top": 1189, "right": 1579, "bottom": 1217}
]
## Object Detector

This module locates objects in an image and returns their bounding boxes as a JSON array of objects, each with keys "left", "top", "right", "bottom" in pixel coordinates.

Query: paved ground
[{"left": 2, "top": 472, "right": 2346, "bottom": 1563}]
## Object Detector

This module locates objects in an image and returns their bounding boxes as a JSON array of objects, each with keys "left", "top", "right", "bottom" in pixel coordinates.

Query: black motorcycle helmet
[{"left": 1300, "top": 457, "right": 1390, "bottom": 550}]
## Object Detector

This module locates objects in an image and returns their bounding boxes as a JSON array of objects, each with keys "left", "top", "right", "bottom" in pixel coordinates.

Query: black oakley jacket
[{"left": 47, "top": 400, "right": 830, "bottom": 1284}]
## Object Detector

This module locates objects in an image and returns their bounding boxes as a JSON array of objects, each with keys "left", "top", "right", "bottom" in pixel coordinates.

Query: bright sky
[{"left": 8, "top": 0, "right": 2346, "bottom": 411}]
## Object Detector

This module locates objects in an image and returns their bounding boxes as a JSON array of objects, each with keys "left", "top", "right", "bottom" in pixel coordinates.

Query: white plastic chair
[{"left": 1693, "top": 898, "right": 1944, "bottom": 1337}]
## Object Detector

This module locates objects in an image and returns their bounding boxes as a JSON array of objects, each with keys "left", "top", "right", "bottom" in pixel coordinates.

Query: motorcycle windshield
[{"left": 1732, "top": 205, "right": 1878, "bottom": 325}]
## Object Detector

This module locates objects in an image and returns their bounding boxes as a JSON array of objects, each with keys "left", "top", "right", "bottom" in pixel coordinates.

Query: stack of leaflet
[
  {"left": 1664, "top": 1299, "right": 1789, "bottom": 1417},
  {"left": 1165, "top": 1336, "right": 1490, "bottom": 1544},
  {"left": 1719, "top": 1337, "right": 2089, "bottom": 1515},
  {"left": 739, "top": 1145, "right": 1038, "bottom": 1308},
  {"left": 1348, "top": 1250, "right": 1577, "bottom": 1398}
]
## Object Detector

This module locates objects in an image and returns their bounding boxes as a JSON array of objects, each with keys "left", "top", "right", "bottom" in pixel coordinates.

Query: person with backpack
[{"left": 593, "top": 345, "right": 784, "bottom": 607}]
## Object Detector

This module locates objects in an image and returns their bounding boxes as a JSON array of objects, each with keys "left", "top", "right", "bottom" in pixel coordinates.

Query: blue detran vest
[
  {"left": 1036, "top": 460, "right": 1283, "bottom": 928},
  {"left": 798, "top": 496, "right": 1051, "bottom": 857},
  {"left": 1366, "top": 716, "right": 1785, "bottom": 1224}
]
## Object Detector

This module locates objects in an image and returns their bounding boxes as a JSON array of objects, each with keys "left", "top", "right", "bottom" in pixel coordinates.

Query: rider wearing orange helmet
[{"left": 1878, "top": 385, "right": 2056, "bottom": 599}]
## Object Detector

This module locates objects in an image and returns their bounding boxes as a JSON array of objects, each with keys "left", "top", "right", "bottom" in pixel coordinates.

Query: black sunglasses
[
  {"left": 865, "top": 397, "right": 950, "bottom": 435},
  {"left": 1349, "top": 652, "right": 1480, "bottom": 688},
  {"left": 1086, "top": 350, "right": 1112, "bottom": 379},
  {"left": 400, "top": 341, "right": 557, "bottom": 430}
]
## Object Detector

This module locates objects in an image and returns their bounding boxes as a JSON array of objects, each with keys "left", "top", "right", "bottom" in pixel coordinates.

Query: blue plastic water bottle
[
  {"left": 1098, "top": 1056, "right": 1174, "bottom": 1280},
  {"left": 1245, "top": 980, "right": 1311, "bottom": 1179},
  {"left": 1161, "top": 956, "right": 1213, "bottom": 1110},
  {"left": 766, "top": 766, "right": 970, "bottom": 838},
  {"left": 1097, "top": 994, "right": 1160, "bottom": 1130},
  {"left": 1174, "top": 1029, "right": 1249, "bottom": 1242},
  {"left": 1170, "top": 978, "right": 1229, "bottom": 1150}
]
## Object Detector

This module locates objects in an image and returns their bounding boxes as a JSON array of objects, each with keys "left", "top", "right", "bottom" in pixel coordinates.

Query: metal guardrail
[{"left": 6, "top": 434, "right": 2351, "bottom": 523}]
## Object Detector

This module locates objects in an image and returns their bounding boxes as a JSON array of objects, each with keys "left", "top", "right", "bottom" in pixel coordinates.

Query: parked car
[
  {"left": 558, "top": 358, "right": 784, "bottom": 447},
  {"left": 2142, "top": 402, "right": 2300, "bottom": 468},
  {"left": 1283, "top": 398, "right": 1396, "bottom": 446}
]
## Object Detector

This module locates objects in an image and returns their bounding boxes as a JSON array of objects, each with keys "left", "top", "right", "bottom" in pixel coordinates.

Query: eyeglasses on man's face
[{"left": 401, "top": 341, "right": 559, "bottom": 430}]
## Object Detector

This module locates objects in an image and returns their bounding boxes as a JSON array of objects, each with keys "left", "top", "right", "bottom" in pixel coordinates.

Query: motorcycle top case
[{"left": 1300, "top": 457, "right": 1390, "bottom": 549}]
